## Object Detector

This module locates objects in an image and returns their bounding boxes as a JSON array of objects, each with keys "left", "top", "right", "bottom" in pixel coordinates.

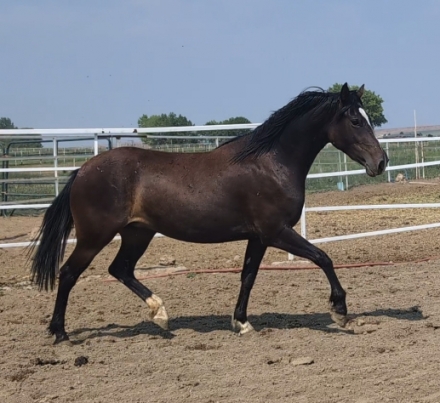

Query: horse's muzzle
[{"left": 366, "top": 150, "right": 389, "bottom": 177}]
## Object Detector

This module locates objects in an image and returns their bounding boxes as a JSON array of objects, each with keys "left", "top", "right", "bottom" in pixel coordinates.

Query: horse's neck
[{"left": 276, "top": 121, "right": 328, "bottom": 177}]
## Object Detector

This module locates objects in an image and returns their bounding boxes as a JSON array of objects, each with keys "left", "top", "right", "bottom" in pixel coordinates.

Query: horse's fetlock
[
  {"left": 330, "top": 293, "right": 347, "bottom": 315},
  {"left": 332, "top": 288, "right": 346, "bottom": 300}
]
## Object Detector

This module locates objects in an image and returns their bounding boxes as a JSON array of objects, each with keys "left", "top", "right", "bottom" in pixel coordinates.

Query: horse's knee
[{"left": 313, "top": 249, "right": 332, "bottom": 268}]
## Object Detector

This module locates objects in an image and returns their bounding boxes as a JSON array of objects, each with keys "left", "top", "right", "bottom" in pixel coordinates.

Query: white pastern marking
[
  {"left": 231, "top": 316, "right": 255, "bottom": 335},
  {"left": 359, "top": 107, "right": 372, "bottom": 128}
]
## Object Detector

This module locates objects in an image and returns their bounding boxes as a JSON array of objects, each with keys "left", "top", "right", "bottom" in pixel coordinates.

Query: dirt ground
[{"left": 2, "top": 181, "right": 440, "bottom": 402}]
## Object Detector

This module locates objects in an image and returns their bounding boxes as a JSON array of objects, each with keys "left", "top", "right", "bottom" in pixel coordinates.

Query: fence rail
[{"left": 1, "top": 125, "right": 440, "bottom": 253}]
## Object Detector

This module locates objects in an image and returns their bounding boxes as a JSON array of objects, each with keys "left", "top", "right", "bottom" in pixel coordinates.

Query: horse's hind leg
[
  {"left": 108, "top": 225, "right": 169, "bottom": 330},
  {"left": 50, "top": 240, "right": 107, "bottom": 344},
  {"left": 232, "top": 239, "right": 267, "bottom": 335}
]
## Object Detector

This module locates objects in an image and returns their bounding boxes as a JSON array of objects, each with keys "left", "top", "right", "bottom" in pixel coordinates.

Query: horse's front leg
[
  {"left": 232, "top": 239, "right": 267, "bottom": 335},
  {"left": 269, "top": 227, "right": 348, "bottom": 327}
]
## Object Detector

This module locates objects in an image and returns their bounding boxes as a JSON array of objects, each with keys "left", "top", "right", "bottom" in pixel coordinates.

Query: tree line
[
  {"left": 138, "top": 84, "right": 387, "bottom": 146},
  {"left": 137, "top": 114, "right": 252, "bottom": 145},
  {"left": 0, "top": 117, "right": 42, "bottom": 150}
]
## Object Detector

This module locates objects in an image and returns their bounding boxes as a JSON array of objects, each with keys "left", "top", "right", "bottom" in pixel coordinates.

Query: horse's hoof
[
  {"left": 146, "top": 294, "right": 169, "bottom": 330},
  {"left": 54, "top": 335, "right": 72, "bottom": 346},
  {"left": 330, "top": 309, "right": 348, "bottom": 328},
  {"left": 231, "top": 317, "right": 255, "bottom": 336},
  {"left": 57, "top": 339, "right": 74, "bottom": 347},
  {"left": 153, "top": 309, "right": 169, "bottom": 331}
]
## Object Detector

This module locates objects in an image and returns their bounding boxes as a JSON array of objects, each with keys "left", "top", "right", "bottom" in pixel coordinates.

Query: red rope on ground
[{"left": 102, "top": 254, "right": 440, "bottom": 283}]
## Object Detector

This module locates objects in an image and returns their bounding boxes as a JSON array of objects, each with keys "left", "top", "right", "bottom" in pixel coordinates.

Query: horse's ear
[
  {"left": 340, "top": 82, "right": 350, "bottom": 104},
  {"left": 357, "top": 84, "right": 365, "bottom": 99}
]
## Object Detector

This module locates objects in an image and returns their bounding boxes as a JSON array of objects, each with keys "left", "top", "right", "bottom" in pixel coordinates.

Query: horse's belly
[
  {"left": 158, "top": 225, "right": 249, "bottom": 244},
  {"left": 135, "top": 208, "right": 249, "bottom": 243}
]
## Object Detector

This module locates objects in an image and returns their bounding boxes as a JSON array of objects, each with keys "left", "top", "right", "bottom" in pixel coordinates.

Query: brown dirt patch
[{"left": 1, "top": 181, "right": 440, "bottom": 402}]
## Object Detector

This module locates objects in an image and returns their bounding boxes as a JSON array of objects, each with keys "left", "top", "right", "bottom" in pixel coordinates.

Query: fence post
[
  {"left": 386, "top": 142, "right": 391, "bottom": 182},
  {"left": 1, "top": 145, "right": 6, "bottom": 216},
  {"left": 337, "top": 151, "right": 344, "bottom": 191},
  {"left": 53, "top": 138, "right": 59, "bottom": 196},
  {"left": 94, "top": 134, "right": 99, "bottom": 156},
  {"left": 300, "top": 204, "right": 307, "bottom": 239}
]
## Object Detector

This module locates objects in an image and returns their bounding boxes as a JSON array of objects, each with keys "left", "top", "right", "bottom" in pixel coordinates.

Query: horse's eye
[{"left": 351, "top": 118, "right": 361, "bottom": 126}]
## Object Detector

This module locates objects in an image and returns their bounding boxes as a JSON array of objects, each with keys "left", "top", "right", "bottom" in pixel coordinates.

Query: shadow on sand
[{"left": 69, "top": 306, "right": 425, "bottom": 343}]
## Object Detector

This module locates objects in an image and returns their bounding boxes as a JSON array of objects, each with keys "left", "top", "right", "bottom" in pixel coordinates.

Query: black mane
[{"left": 223, "top": 88, "right": 344, "bottom": 163}]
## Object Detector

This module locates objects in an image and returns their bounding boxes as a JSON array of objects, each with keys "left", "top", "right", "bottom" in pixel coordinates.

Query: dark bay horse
[{"left": 30, "top": 83, "right": 388, "bottom": 343}]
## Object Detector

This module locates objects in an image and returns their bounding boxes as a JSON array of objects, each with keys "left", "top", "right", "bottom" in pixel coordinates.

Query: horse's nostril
[{"left": 378, "top": 159, "right": 385, "bottom": 172}]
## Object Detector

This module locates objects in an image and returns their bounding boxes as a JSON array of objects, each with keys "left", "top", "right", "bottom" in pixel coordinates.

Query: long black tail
[{"left": 30, "top": 169, "right": 79, "bottom": 291}]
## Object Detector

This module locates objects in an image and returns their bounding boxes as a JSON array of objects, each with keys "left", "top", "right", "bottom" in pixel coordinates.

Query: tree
[
  {"left": 0, "top": 117, "right": 42, "bottom": 149},
  {"left": 0, "top": 117, "right": 15, "bottom": 130},
  {"left": 327, "top": 84, "right": 387, "bottom": 128},
  {"left": 203, "top": 116, "right": 252, "bottom": 141},
  {"left": 138, "top": 113, "right": 195, "bottom": 146}
]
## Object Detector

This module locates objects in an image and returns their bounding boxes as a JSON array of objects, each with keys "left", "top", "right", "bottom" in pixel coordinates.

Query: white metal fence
[{"left": 1, "top": 125, "right": 440, "bottom": 254}]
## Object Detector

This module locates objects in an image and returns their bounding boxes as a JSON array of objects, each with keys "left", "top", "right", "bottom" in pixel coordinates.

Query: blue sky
[{"left": 1, "top": 0, "right": 439, "bottom": 130}]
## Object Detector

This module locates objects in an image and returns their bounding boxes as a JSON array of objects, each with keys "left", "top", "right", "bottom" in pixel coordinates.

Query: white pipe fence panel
[{"left": 2, "top": 126, "right": 440, "bottom": 253}]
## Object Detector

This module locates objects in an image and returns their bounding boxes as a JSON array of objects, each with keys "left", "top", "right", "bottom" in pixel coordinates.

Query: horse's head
[{"left": 328, "top": 83, "right": 388, "bottom": 177}]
